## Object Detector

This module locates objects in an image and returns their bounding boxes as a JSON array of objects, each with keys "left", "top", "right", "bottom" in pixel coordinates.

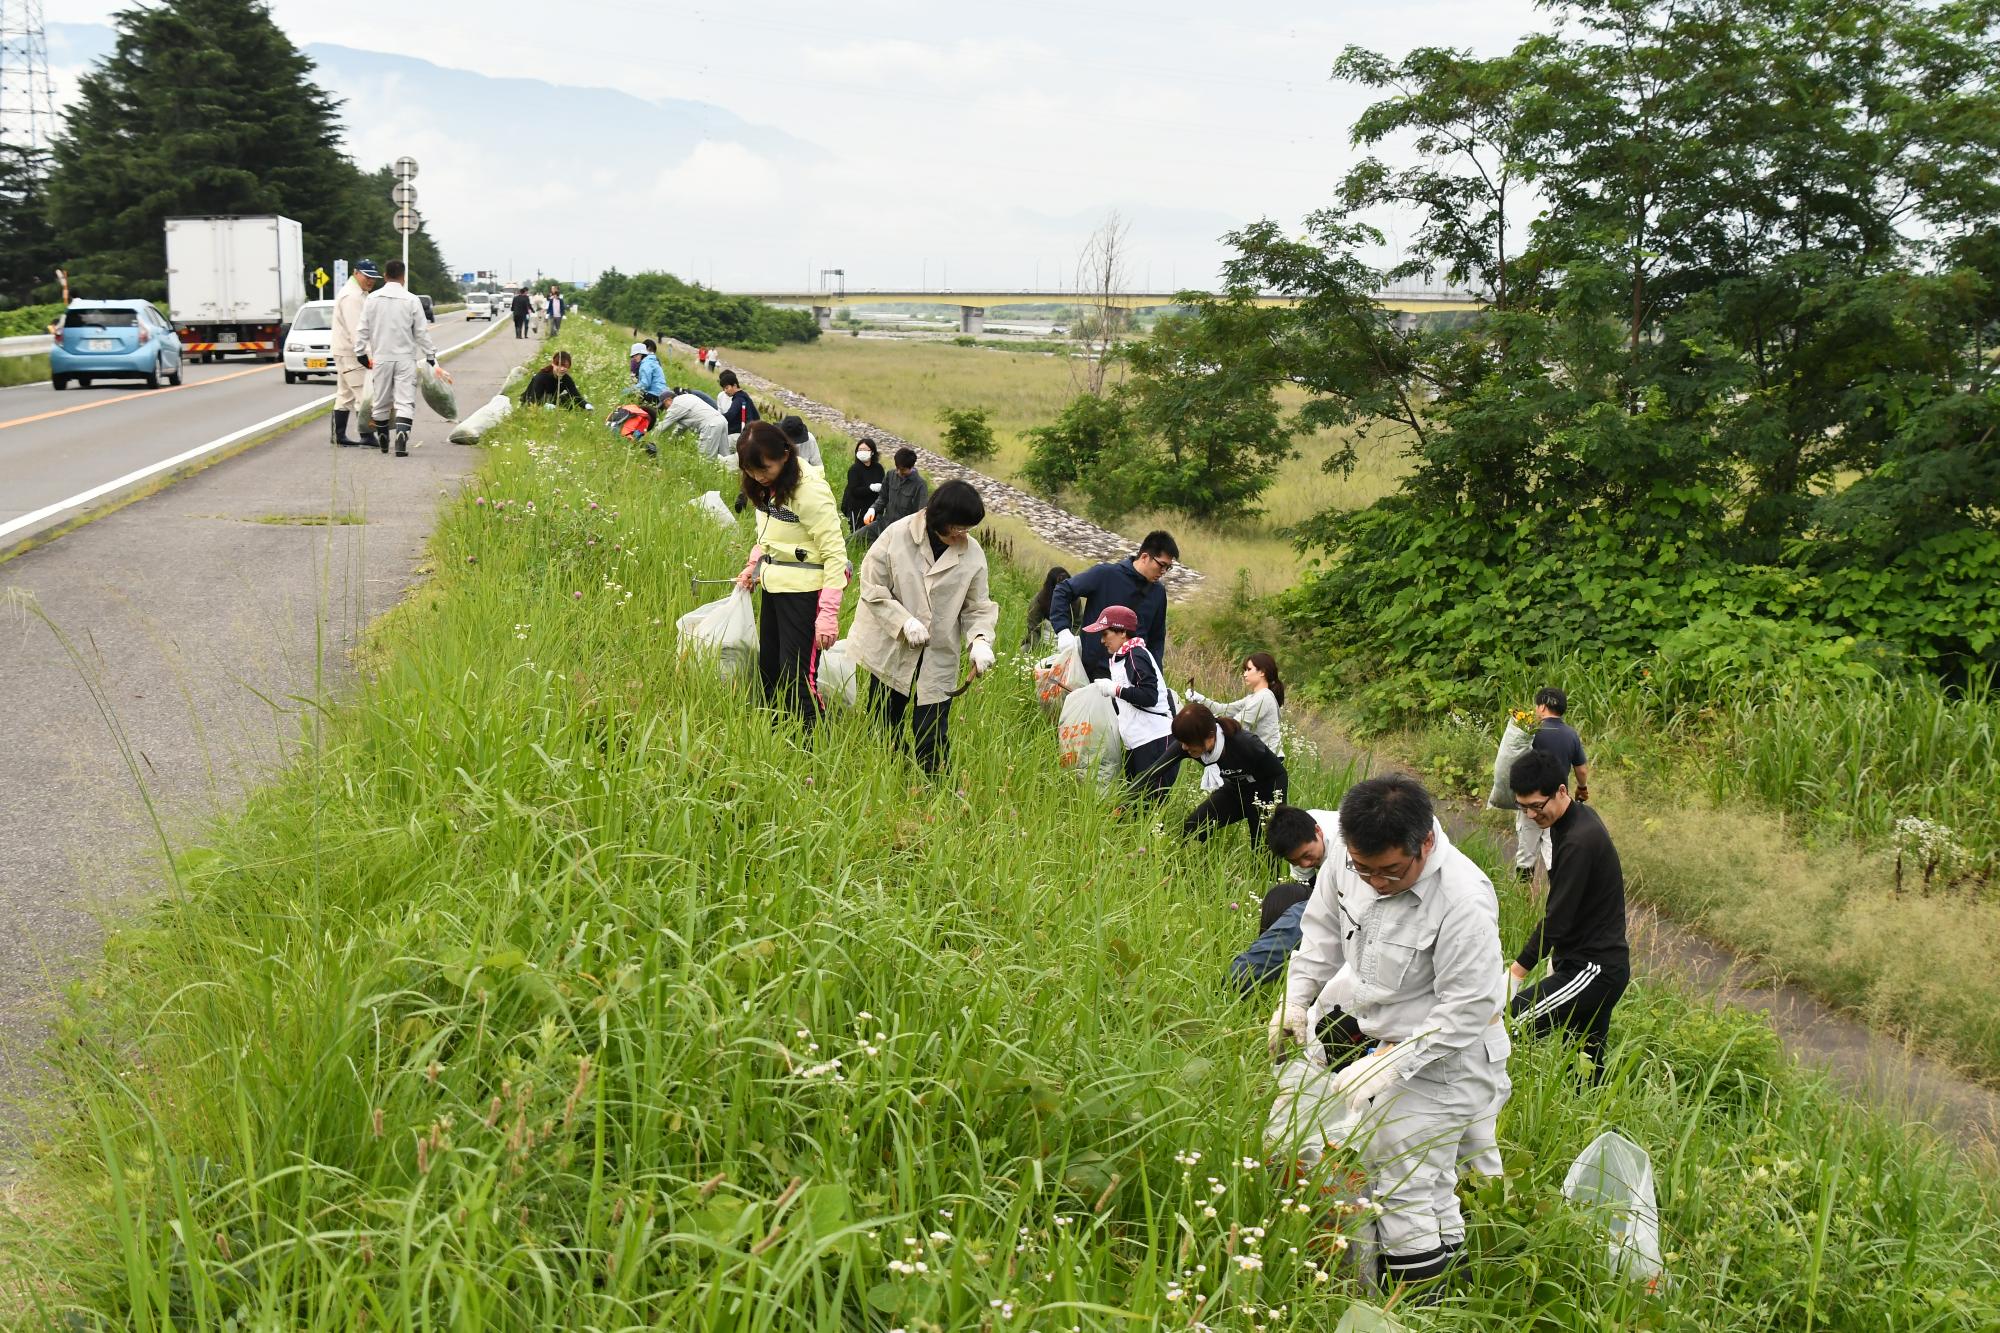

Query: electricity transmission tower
[{"left": 0, "top": 0, "right": 60, "bottom": 155}]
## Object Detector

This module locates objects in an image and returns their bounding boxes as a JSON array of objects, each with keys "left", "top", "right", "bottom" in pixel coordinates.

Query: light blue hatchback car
[{"left": 50, "top": 300, "right": 185, "bottom": 390}]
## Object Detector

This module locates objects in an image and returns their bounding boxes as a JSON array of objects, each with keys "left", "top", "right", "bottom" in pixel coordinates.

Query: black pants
[
  {"left": 758, "top": 589, "right": 821, "bottom": 732},
  {"left": 1123, "top": 735, "right": 1183, "bottom": 802},
  {"left": 513, "top": 314, "right": 528, "bottom": 337},
  {"left": 1511, "top": 959, "right": 1629, "bottom": 1072},
  {"left": 870, "top": 677, "right": 952, "bottom": 772},
  {"left": 1184, "top": 780, "right": 1281, "bottom": 844}
]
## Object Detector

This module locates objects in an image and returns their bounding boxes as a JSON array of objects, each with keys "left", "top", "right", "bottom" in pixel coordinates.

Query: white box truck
[{"left": 164, "top": 215, "right": 307, "bottom": 362}]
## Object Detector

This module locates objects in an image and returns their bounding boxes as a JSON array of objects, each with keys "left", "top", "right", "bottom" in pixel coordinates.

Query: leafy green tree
[
  {"left": 935, "top": 406, "right": 997, "bottom": 464},
  {"left": 1021, "top": 393, "right": 1134, "bottom": 495}
]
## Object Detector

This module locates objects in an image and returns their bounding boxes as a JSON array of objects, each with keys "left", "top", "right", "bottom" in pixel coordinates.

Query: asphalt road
[
  {"left": 0, "top": 310, "right": 507, "bottom": 545},
  {"left": 0, "top": 310, "right": 525, "bottom": 1146}
]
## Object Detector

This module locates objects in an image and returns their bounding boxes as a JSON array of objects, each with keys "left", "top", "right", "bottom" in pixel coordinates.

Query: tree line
[
  {"left": 589, "top": 270, "right": 821, "bottom": 349},
  {"left": 0, "top": 0, "right": 455, "bottom": 308},
  {"left": 1071, "top": 0, "right": 1999, "bottom": 718}
]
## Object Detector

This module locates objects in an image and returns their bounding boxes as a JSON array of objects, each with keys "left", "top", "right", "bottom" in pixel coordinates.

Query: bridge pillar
[
  {"left": 813, "top": 305, "right": 833, "bottom": 331},
  {"left": 959, "top": 305, "right": 985, "bottom": 335},
  {"left": 1391, "top": 310, "right": 1420, "bottom": 334}
]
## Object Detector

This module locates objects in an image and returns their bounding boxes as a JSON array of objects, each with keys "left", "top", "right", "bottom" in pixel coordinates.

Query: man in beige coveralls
[{"left": 329, "top": 259, "right": 381, "bottom": 448}]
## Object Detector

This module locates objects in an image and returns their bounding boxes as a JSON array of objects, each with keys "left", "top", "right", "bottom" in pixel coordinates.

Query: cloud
[{"left": 650, "top": 142, "right": 784, "bottom": 208}]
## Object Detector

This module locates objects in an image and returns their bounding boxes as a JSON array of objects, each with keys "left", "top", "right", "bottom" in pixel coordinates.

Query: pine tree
[
  {"left": 44, "top": 0, "right": 457, "bottom": 303},
  {"left": 0, "top": 144, "right": 60, "bottom": 305}
]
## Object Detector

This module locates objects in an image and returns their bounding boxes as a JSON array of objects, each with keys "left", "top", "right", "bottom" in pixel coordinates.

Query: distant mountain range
[{"left": 47, "top": 22, "right": 822, "bottom": 282}]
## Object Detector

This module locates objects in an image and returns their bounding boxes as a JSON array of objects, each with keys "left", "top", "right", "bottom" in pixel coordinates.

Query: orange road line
[{"left": 0, "top": 362, "right": 278, "bottom": 433}]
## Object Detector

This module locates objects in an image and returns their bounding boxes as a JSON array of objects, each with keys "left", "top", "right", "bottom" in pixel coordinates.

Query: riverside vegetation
[{"left": 6, "top": 318, "right": 2000, "bottom": 1329}]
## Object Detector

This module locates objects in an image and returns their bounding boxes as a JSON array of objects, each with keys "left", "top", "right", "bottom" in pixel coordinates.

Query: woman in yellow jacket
[{"left": 734, "top": 421, "right": 848, "bottom": 730}]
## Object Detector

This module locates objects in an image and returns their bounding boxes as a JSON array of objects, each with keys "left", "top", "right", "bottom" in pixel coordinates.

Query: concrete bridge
[{"left": 737, "top": 288, "right": 1484, "bottom": 334}]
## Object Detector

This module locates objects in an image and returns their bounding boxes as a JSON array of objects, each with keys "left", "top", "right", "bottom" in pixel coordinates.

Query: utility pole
[{"left": 0, "top": 0, "right": 59, "bottom": 155}]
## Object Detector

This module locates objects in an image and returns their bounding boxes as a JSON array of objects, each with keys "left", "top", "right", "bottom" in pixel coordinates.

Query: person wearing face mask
[
  {"left": 1171, "top": 700, "right": 1287, "bottom": 845},
  {"left": 848, "top": 480, "right": 1000, "bottom": 773},
  {"left": 840, "top": 437, "right": 886, "bottom": 532},
  {"left": 1187, "top": 651, "right": 1286, "bottom": 757}
]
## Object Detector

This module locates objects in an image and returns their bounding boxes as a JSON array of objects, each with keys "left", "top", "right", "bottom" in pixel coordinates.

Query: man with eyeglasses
[
  {"left": 1048, "top": 530, "right": 1179, "bottom": 682},
  {"left": 1262, "top": 781, "right": 1510, "bottom": 1301},
  {"left": 1506, "top": 749, "right": 1629, "bottom": 1075},
  {"left": 1514, "top": 686, "right": 1590, "bottom": 882}
]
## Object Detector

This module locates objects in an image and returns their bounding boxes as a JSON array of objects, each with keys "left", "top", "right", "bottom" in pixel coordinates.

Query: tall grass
[{"left": 6, "top": 320, "right": 1998, "bottom": 1330}]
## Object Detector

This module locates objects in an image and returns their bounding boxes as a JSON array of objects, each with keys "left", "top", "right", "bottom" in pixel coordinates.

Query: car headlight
[{"left": 287, "top": 342, "right": 304, "bottom": 352}]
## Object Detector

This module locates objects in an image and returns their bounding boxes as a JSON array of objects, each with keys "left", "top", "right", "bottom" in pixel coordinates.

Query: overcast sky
[{"left": 61, "top": 0, "right": 1550, "bottom": 291}]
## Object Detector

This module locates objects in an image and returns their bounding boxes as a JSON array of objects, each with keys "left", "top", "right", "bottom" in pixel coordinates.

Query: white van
[{"left": 465, "top": 293, "right": 495, "bottom": 321}]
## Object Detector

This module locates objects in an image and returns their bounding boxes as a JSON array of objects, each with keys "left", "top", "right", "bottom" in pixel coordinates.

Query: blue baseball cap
[{"left": 354, "top": 259, "right": 381, "bottom": 279}]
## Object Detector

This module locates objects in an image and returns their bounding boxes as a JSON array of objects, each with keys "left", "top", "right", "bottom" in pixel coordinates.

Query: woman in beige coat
[{"left": 849, "top": 480, "right": 1000, "bottom": 772}]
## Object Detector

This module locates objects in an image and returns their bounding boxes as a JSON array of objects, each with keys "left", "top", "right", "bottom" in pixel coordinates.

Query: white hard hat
[{"left": 629, "top": 341, "right": 647, "bottom": 355}]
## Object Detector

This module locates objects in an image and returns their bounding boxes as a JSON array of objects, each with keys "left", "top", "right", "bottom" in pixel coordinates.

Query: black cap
[{"left": 779, "top": 415, "right": 811, "bottom": 445}]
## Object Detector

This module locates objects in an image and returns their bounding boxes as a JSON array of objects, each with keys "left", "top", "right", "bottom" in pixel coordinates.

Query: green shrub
[{"left": 935, "top": 405, "right": 997, "bottom": 463}]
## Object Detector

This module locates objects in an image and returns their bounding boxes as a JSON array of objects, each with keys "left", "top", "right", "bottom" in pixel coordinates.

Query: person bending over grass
[
  {"left": 849, "top": 480, "right": 999, "bottom": 773},
  {"left": 657, "top": 385, "right": 731, "bottom": 462},
  {"left": 1506, "top": 748, "right": 1629, "bottom": 1076},
  {"left": 1188, "top": 651, "right": 1286, "bottom": 757},
  {"left": 734, "top": 422, "right": 847, "bottom": 733},
  {"left": 1082, "top": 605, "right": 1182, "bottom": 802},
  {"left": 1264, "top": 785, "right": 1510, "bottom": 1303},
  {"left": 1020, "top": 564, "right": 1071, "bottom": 653},
  {"left": 1048, "top": 531, "right": 1178, "bottom": 682},
  {"left": 1173, "top": 701, "right": 1286, "bottom": 845}
]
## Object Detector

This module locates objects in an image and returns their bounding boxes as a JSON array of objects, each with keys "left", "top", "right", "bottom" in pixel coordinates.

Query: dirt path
[{"left": 708, "top": 353, "right": 2000, "bottom": 1167}]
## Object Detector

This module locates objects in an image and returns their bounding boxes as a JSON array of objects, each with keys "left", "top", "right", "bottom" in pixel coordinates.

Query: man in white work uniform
[
  {"left": 1263, "top": 780, "right": 1511, "bottom": 1303},
  {"left": 353, "top": 259, "right": 437, "bottom": 458},
  {"left": 329, "top": 258, "right": 379, "bottom": 447}
]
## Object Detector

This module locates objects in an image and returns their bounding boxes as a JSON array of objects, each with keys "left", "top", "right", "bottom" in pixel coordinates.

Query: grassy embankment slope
[
  {"left": 5, "top": 318, "right": 1997, "bottom": 1327},
  {"left": 732, "top": 336, "right": 2000, "bottom": 1089}
]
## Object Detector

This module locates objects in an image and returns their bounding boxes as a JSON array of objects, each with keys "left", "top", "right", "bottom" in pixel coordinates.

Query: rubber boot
[
  {"left": 332, "top": 409, "right": 362, "bottom": 446},
  {"left": 374, "top": 417, "right": 390, "bottom": 453},
  {"left": 394, "top": 417, "right": 412, "bottom": 457}
]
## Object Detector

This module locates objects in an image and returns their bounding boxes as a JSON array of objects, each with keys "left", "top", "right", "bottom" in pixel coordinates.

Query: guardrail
[{"left": 0, "top": 334, "right": 53, "bottom": 359}]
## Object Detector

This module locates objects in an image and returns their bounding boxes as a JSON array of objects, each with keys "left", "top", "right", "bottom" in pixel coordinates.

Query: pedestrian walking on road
[
  {"left": 1264, "top": 784, "right": 1510, "bottom": 1303},
  {"left": 734, "top": 422, "right": 848, "bottom": 733},
  {"left": 849, "top": 480, "right": 1000, "bottom": 774},
  {"left": 1048, "top": 531, "right": 1178, "bottom": 682},
  {"left": 862, "top": 447, "right": 928, "bottom": 546},
  {"left": 546, "top": 286, "right": 565, "bottom": 336},
  {"left": 1188, "top": 651, "right": 1286, "bottom": 756},
  {"left": 510, "top": 287, "right": 531, "bottom": 338},
  {"left": 1083, "top": 604, "right": 1183, "bottom": 801},
  {"left": 328, "top": 258, "right": 381, "bottom": 447},
  {"left": 1506, "top": 748, "right": 1629, "bottom": 1075},
  {"left": 840, "top": 437, "right": 885, "bottom": 532},
  {"left": 353, "top": 259, "right": 437, "bottom": 458},
  {"left": 1174, "top": 700, "right": 1287, "bottom": 845},
  {"left": 1514, "top": 687, "right": 1590, "bottom": 882}
]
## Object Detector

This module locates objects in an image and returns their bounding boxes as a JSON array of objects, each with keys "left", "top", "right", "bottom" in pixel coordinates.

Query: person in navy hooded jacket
[{"left": 1047, "top": 531, "right": 1178, "bottom": 682}]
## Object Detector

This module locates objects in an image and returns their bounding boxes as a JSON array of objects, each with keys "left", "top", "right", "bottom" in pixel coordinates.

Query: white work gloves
[
  {"left": 1055, "top": 629, "right": 1078, "bottom": 654},
  {"left": 1505, "top": 965, "right": 1524, "bottom": 1004},
  {"left": 1090, "top": 678, "right": 1117, "bottom": 698},
  {"left": 968, "top": 639, "right": 995, "bottom": 675},
  {"left": 1268, "top": 1003, "right": 1312, "bottom": 1062},
  {"left": 863, "top": 507, "right": 876, "bottom": 525},
  {"left": 1330, "top": 1043, "right": 1404, "bottom": 1113},
  {"left": 869, "top": 482, "right": 881, "bottom": 493},
  {"left": 902, "top": 616, "right": 931, "bottom": 647}
]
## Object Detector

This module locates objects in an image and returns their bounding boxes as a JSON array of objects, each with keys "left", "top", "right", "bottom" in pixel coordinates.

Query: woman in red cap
[{"left": 1084, "top": 604, "right": 1183, "bottom": 800}]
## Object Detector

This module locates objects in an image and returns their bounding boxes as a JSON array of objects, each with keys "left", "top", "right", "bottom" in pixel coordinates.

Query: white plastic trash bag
[
  {"left": 675, "top": 587, "right": 758, "bottom": 680},
  {"left": 688, "top": 490, "right": 735, "bottom": 528},
  {"left": 1487, "top": 714, "right": 1536, "bottom": 810},
  {"left": 816, "top": 639, "right": 860, "bottom": 709},
  {"left": 448, "top": 393, "right": 512, "bottom": 445},
  {"left": 1034, "top": 644, "right": 1089, "bottom": 718},
  {"left": 1057, "top": 685, "right": 1122, "bottom": 790},
  {"left": 1333, "top": 1305, "right": 1407, "bottom": 1333},
  {"left": 1562, "top": 1131, "right": 1665, "bottom": 1288}
]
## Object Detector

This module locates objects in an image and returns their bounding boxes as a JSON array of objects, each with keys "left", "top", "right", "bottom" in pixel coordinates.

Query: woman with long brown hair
[
  {"left": 733, "top": 421, "right": 847, "bottom": 730},
  {"left": 1187, "top": 650, "right": 1286, "bottom": 756},
  {"left": 1173, "top": 700, "right": 1288, "bottom": 844}
]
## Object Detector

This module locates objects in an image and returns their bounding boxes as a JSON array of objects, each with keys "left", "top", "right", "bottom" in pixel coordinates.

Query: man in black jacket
[
  {"left": 1506, "top": 749, "right": 1629, "bottom": 1075},
  {"left": 1047, "top": 531, "right": 1178, "bottom": 681},
  {"left": 510, "top": 288, "right": 531, "bottom": 338}
]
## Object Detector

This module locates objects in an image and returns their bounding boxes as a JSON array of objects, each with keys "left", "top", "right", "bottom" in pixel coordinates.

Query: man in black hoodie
[
  {"left": 1047, "top": 531, "right": 1177, "bottom": 681},
  {"left": 1506, "top": 748, "right": 1630, "bottom": 1075}
]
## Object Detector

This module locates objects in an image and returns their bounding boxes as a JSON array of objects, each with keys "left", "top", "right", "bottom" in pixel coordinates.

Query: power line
[{"left": 0, "top": 0, "right": 60, "bottom": 156}]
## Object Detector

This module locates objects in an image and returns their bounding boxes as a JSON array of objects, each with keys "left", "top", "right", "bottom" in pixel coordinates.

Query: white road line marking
[{"left": 0, "top": 321, "right": 501, "bottom": 543}]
